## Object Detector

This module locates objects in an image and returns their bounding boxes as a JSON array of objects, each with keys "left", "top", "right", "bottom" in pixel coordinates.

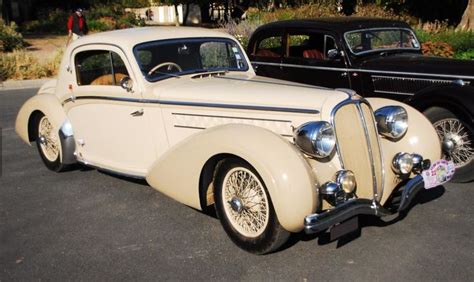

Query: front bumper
[{"left": 304, "top": 175, "right": 424, "bottom": 234}]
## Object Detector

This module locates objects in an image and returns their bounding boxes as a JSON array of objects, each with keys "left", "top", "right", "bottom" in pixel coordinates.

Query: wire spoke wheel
[
  {"left": 38, "top": 116, "right": 60, "bottom": 162},
  {"left": 434, "top": 117, "right": 473, "bottom": 168},
  {"left": 222, "top": 167, "right": 270, "bottom": 238}
]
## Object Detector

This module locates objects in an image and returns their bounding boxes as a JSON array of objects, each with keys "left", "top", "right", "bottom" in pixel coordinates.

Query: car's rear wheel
[
  {"left": 34, "top": 113, "right": 67, "bottom": 172},
  {"left": 424, "top": 107, "right": 473, "bottom": 182},
  {"left": 214, "top": 158, "right": 290, "bottom": 254}
]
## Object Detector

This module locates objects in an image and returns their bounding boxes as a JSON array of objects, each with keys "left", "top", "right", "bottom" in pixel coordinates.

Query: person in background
[{"left": 67, "top": 8, "right": 88, "bottom": 41}]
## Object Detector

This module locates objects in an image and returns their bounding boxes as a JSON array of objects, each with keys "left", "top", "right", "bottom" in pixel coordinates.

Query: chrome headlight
[
  {"left": 374, "top": 106, "right": 408, "bottom": 139},
  {"left": 294, "top": 121, "right": 336, "bottom": 158}
]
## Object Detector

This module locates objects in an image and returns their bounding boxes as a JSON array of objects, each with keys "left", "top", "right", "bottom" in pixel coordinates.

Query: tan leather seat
[
  {"left": 90, "top": 73, "right": 127, "bottom": 86},
  {"left": 302, "top": 49, "right": 324, "bottom": 60}
]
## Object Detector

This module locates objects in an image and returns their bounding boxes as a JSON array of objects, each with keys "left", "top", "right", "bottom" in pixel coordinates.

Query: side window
[
  {"left": 75, "top": 50, "right": 129, "bottom": 86},
  {"left": 287, "top": 32, "right": 326, "bottom": 60},
  {"left": 254, "top": 35, "right": 282, "bottom": 58}
]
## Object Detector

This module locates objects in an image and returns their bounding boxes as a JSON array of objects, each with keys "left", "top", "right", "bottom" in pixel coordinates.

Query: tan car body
[{"left": 16, "top": 27, "right": 441, "bottom": 233}]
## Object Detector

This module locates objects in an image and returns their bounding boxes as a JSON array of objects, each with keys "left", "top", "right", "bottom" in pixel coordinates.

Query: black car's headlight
[
  {"left": 374, "top": 106, "right": 408, "bottom": 139},
  {"left": 294, "top": 121, "right": 336, "bottom": 158}
]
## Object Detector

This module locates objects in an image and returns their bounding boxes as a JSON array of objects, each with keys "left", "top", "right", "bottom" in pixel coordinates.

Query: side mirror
[
  {"left": 120, "top": 76, "right": 133, "bottom": 92},
  {"left": 327, "top": 49, "right": 340, "bottom": 60}
]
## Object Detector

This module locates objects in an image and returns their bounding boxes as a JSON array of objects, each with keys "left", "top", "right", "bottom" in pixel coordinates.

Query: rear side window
[
  {"left": 254, "top": 35, "right": 282, "bottom": 58},
  {"left": 287, "top": 32, "right": 337, "bottom": 60},
  {"left": 75, "top": 50, "right": 129, "bottom": 86}
]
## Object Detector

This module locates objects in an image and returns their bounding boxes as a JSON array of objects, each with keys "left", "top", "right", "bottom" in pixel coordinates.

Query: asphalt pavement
[{"left": 1, "top": 88, "right": 473, "bottom": 281}]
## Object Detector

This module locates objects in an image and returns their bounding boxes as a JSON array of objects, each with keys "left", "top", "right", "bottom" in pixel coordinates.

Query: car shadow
[{"left": 278, "top": 185, "right": 445, "bottom": 252}]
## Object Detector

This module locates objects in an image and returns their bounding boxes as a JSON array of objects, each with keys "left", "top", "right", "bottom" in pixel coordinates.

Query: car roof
[
  {"left": 255, "top": 17, "right": 411, "bottom": 33},
  {"left": 69, "top": 26, "right": 235, "bottom": 50}
]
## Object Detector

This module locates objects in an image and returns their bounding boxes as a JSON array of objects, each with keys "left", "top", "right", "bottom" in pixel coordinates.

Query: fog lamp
[
  {"left": 392, "top": 152, "right": 414, "bottom": 175},
  {"left": 336, "top": 170, "right": 356, "bottom": 193}
]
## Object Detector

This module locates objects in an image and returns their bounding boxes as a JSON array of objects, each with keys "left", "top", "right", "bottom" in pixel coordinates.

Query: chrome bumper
[{"left": 304, "top": 175, "right": 424, "bottom": 234}]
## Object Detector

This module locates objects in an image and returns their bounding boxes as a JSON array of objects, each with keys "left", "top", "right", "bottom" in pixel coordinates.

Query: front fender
[
  {"left": 15, "top": 92, "right": 67, "bottom": 144},
  {"left": 367, "top": 98, "right": 442, "bottom": 204},
  {"left": 145, "top": 124, "right": 317, "bottom": 233}
]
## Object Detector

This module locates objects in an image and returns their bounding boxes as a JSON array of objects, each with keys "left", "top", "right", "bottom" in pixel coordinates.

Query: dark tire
[
  {"left": 214, "top": 158, "right": 290, "bottom": 254},
  {"left": 424, "top": 107, "right": 473, "bottom": 183},
  {"left": 34, "top": 113, "right": 68, "bottom": 172}
]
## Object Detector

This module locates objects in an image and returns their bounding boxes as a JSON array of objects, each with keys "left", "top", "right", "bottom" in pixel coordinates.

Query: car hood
[
  {"left": 357, "top": 53, "right": 474, "bottom": 79},
  {"left": 152, "top": 73, "right": 350, "bottom": 117}
]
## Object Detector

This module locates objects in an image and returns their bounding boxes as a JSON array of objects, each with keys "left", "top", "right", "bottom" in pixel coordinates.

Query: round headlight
[
  {"left": 374, "top": 106, "right": 408, "bottom": 139},
  {"left": 392, "top": 152, "right": 414, "bottom": 175},
  {"left": 294, "top": 121, "right": 336, "bottom": 158},
  {"left": 336, "top": 170, "right": 356, "bottom": 194}
]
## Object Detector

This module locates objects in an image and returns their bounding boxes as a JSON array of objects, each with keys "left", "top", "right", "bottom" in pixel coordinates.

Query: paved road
[{"left": 1, "top": 88, "right": 473, "bottom": 281}]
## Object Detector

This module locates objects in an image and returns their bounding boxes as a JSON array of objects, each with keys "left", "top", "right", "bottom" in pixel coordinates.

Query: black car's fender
[{"left": 407, "top": 84, "right": 474, "bottom": 125}]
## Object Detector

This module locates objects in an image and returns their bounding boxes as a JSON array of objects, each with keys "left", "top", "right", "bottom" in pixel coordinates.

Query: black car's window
[
  {"left": 287, "top": 32, "right": 337, "bottom": 61},
  {"left": 75, "top": 50, "right": 129, "bottom": 86},
  {"left": 134, "top": 38, "right": 248, "bottom": 82},
  {"left": 345, "top": 28, "right": 420, "bottom": 55},
  {"left": 254, "top": 35, "right": 282, "bottom": 58}
]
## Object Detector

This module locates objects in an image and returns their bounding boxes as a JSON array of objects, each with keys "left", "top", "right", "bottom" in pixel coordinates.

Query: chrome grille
[
  {"left": 371, "top": 75, "right": 457, "bottom": 95},
  {"left": 332, "top": 101, "right": 384, "bottom": 201}
]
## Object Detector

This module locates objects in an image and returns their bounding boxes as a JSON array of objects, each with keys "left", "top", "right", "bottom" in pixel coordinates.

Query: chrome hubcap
[
  {"left": 434, "top": 118, "right": 473, "bottom": 168},
  {"left": 229, "top": 197, "right": 244, "bottom": 213},
  {"left": 222, "top": 167, "right": 269, "bottom": 238}
]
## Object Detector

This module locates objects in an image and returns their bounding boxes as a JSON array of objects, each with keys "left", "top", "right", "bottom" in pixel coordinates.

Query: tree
[{"left": 458, "top": 0, "right": 474, "bottom": 30}]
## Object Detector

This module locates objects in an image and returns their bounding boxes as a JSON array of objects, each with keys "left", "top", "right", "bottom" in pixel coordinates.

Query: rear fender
[{"left": 145, "top": 124, "right": 317, "bottom": 233}]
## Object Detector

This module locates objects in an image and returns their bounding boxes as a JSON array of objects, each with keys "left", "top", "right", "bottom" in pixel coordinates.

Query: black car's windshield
[
  {"left": 134, "top": 38, "right": 249, "bottom": 81},
  {"left": 344, "top": 28, "right": 420, "bottom": 55}
]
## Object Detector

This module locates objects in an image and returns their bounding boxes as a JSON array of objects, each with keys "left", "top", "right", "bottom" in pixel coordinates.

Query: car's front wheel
[
  {"left": 214, "top": 158, "right": 290, "bottom": 254},
  {"left": 34, "top": 113, "right": 68, "bottom": 172},
  {"left": 424, "top": 107, "right": 473, "bottom": 182}
]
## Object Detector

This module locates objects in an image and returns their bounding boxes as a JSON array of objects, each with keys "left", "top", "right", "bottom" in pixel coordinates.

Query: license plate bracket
[{"left": 330, "top": 216, "right": 359, "bottom": 241}]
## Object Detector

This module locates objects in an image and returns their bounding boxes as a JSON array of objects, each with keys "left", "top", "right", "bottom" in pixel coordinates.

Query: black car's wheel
[
  {"left": 214, "top": 158, "right": 290, "bottom": 254},
  {"left": 424, "top": 107, "right": 473, "bottom": 182},
  {"left": 34, "top": 113, "right": 68, "bottom": 172}
]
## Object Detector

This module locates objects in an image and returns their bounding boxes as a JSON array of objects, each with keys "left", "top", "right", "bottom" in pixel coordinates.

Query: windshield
[
  {"left": 134, "top": 38, "right": 248, "bottom": 81},
  {"left": 344, "top": 28, "right": 420, "bottom": 55}
]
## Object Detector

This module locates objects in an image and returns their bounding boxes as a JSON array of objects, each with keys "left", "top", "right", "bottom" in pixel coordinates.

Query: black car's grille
[{"left": 371, "top": 75, "right": 458, "bottom": 95}]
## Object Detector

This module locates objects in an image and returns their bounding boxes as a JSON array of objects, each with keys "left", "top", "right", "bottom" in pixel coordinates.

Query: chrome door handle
[{"left": 130, "top": 109, "right": 144, "bottom": 117}]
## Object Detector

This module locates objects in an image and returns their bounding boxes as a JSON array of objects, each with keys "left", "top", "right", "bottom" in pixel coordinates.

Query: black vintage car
[{"left": 248, "top": 18, "right": 473, "bottom": 182}]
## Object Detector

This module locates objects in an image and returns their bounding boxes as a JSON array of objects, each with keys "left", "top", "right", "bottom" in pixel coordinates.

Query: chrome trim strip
[
  {"left": 251, "top": 61, "right": 474, "bottom": 80},
  {"left": 372, "top": 75, "right": 453, "bottom": 83},
  {"left": 214, "top": 75, "right": 329, "bottom": 90},
  {"left": 356, "top": 102, "right": 378, "bottom": 201},
  {"left": 77, "top": 160, "right": 146, "bottom": 180},
  {"left": 174, "top": 124, "right": 293, "bottom": 138},
  {"left": 172, "top": 112, "right": 292, "bottom": 123},
  {"left": 362, "top": 101, "right": 386, "bottom": 201},
  {"left": 174, "top": 125, "right": 206, "bottom": 130},
  {"left": 62, "top": 95, "right": 320, "bottom": 114},
  {"left": 374, "top": 90, "right": 414, "bottom": 96}
]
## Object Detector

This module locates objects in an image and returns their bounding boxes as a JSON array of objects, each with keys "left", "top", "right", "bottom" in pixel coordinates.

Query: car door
[
  {"left": 281, "top": 29, "right": 351, "bottom": 89},
  {"left": 65, "top": 45, "right": 156, "bottom": 176}
]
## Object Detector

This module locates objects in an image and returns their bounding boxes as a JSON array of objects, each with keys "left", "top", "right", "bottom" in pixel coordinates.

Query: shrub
[
  {"left": 421, "top": 41, "right": 454, "bottom": 58},
  {"left": 454, "top": 49, "right": 474, "bottom": 60},
  {"left": 0, "top": 48, "right": 64, "bottom": 81},
  {"left": 223, "top": 20, "right": 262, "bottom": 48},
  {"left": 0, "top": 50, "right": 48, "bottom": 80},
  {"left": 0, "top": 19, "right": 26, "bottom": 51}
]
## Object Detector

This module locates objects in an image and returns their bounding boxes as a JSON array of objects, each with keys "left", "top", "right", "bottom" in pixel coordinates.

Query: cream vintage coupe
[{"left": 16, "top": 27, "right": 453, "bottom": 254}]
